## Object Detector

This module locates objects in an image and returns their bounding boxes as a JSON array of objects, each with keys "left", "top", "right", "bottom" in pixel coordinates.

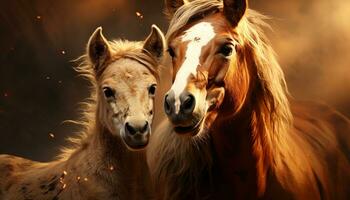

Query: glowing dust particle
[
  {"left": 46, "top": 76, "right": 50, "bottom": 80},
  {"left": 36, "top": 15, "right": 41, "bottom": 20},
  {"left": 62, "top": 183, "right": 67, "bottom": 189},
  {"left": 49, "top": 133, "right": 55, "bottom": 138},
  {"left": 77, "top": 176, "right": 81, "bottom": 181},
  {"left": 84, "top": 177, "right": 88, "bottom": 182},
  {"left": 136, "top": 11, "right": 144, "bottom": 19},
  {"left": 63, "top": 170, "right": 68, "bottom": 175},
  {"left": 61, "top": 50, "right": 66, "bottom": 55},
  {"left": 4, "top": 93, "right": 8, "bottom": 97},
  {"left": 109, "top": 166, "right": 114, "bottom": 171},
  {"left": 58, "top": 80, "right": 62, "bottom": 84}
]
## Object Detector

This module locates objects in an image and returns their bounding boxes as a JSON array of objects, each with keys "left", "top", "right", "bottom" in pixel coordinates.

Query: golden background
[{"left": 0, "top": 0, "right": 349, "bottom": 160}]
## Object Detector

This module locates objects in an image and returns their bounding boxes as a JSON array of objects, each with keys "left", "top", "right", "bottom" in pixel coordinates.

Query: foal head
[
  {"left": 86, "top": 26, "right": 165, "bottom": 150},
  {"left": 164, "top": 0, "right": 249, "bottom": 136}
]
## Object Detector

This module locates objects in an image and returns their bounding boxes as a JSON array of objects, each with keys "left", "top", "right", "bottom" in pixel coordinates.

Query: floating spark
[
  {"left": 136, "top": 11, "right": 144, "bottom": 19},
  {"left": 49, "top": 133, "right": 55, "bottom": 138}
]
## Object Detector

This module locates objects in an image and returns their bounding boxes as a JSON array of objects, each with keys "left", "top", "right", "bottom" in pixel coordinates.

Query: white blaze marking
[{"left": 170, "top": 22, "right": 216, "bottom": 113}]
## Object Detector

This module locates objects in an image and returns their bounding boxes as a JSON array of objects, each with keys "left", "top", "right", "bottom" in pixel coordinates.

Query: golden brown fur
[
  {"left": 0, "top": 26, "right": 165, "bottom": 200},
  {"left": 148, "top": 0, "right": 350, "bottom": 199}
]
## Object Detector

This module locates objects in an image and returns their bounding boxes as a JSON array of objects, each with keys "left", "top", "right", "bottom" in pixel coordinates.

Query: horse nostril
[
  {"left": 164, "top": 94, "right": 172, "bottom": 115},
  {"left": 141, "top": 121, "right": 149, "bottom": 133},
  {"left": 125, "top": 121, "right": 149, "bottom": 135},
  {"left": 182, "top": 94, "right": 195, "bottom": 114},
  {"left": 125, "top": 122, "right": 137, "bottom": 135}
]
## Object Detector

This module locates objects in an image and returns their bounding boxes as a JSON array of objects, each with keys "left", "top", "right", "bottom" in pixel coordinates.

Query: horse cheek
[{"left": 214, "top": 59, "right": 233, "bottom": 84}]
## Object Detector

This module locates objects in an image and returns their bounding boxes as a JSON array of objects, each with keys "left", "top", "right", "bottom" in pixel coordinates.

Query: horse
[
  {"left": 147, "top": 0, "right": 350, "bottom": 199},
  {"left": 0, "top": 25, "right": 165, "bottom": 200}
]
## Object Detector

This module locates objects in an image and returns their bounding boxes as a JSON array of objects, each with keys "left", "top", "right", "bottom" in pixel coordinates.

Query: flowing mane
[{"left": 149, "top": 0, "right": 350, "bottom": 199}]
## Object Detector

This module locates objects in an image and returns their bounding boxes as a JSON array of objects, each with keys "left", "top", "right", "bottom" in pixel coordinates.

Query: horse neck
[
  {"left": 211, "top": 97, "right": 255, "bottom": 166},
  {"left": 64, "top": 102, "right": 150, "bottom": 195},
  {"left": 209, "top": 89, "right": 261, "bottom": 196},
  {"left": 92, "top": 121, "right": 148, "bottom": 172}
]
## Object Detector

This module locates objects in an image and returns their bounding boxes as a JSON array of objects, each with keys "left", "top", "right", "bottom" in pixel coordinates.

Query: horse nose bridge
[
  {"left": 127, "top": 98, "right": 146, "bottom": 116},
  {"left": 125, "top": 100, "right": 148, "bottom": 125},
  {"left": 126, "top": 109, "right": 147, "bottom": 124}
]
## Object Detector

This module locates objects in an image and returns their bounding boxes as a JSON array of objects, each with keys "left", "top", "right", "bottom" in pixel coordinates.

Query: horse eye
[
  {"left": 103, "top": 87, "right": 115, "bottom": 98},
  {"left": 218, "top": 44, "right": 234, "bottom": 57},
  {"left": 148, "top": 84, "right": 157, "bottom": 96},
  {"left": 168, "top": 47, "right": 176, "bottom": 58}
]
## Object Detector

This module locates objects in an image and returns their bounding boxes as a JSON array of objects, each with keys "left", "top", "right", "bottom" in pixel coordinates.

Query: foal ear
[
  {"left": 143, "top": 25, "right": 166, "bottom": 60},
  {"left": 87, "top": 27, "right": 111, "bottom": 71},
  {"left": 164, "top": 0, "right": 188, "bottom": 18},
  {"left": 223, "top": 0, "right": 248, "bottom": 27}
]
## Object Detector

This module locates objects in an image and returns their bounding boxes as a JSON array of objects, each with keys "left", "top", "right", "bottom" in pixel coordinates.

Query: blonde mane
[{"left": 59, "top": 39, "right": 158, "bottom": 160}]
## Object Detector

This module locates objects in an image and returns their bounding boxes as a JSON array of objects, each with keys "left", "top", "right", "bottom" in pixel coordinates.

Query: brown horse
[
  {"left": 147, "top": 0, "right": 350, "bottom": 199},
  {"left": 0, "top": 25, "right": 165, "bottom": 200}
]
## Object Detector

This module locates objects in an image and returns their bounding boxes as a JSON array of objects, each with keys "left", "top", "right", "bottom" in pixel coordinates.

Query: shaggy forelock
[{"left": 166, "top": 0, "right": 222, "bottom": 40}]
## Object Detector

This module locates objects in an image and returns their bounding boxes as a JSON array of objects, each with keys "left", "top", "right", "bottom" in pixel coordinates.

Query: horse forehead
[
  {"left": 104, "top": 60, "right": 151, "bottom": 80},
  {"left": 175, "top": 22, "right": 216, "bottom": 76},
  {"left": 181, "top": 21, "right": 216, "bottom": 44}
]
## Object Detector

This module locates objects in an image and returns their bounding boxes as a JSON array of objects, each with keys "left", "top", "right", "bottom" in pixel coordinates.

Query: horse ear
[
  {"left": 223, "top": 0, "right": 248, "bottom": 27},
  {"left": 87, "top": 27, "right": 111, "bottom": 71},
  {"left": 164, "top": 0, "right": 188, "bottom": 18},
  {"left": 143, "top": 25, "right": 166, "bottom": 60}
]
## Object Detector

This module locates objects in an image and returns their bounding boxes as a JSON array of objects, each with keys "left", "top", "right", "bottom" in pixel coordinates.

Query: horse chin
[
  {"left": 173, "top": 116, "right": 205, "bottom": 137},
  {"left": 124, "top": 141, "right": 148, "bottom": 151},
  {"left": 119, "top": 128, "right": 149, "bottom": 151}
]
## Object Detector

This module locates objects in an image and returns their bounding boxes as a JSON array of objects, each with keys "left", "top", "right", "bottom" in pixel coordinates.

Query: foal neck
[
  {"left": 64, "top": 113, "right": 151, "bottom": 198},
  {"left": 91, "top": 120, "right": 149, "bottom": 177}
]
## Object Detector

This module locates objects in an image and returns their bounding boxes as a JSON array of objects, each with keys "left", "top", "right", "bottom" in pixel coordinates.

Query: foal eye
[
  {"left": 103, "top": 87, "right": 115, "bottom": 98},
  {"left": 218, "top": 44, "right": 234, "bottom": 57},
  {"left": 167, "top": 47, "right": 176, "bottom": 58},
  {"left": 148, "top": 84, "right": 157, "bottom": 96}
]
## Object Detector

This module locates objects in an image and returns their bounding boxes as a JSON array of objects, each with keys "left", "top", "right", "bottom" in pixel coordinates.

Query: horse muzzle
[
  {"left": 122, "top": 118, "right": 150, "bottom": 150},
  {"left": 164, "top": 90, "right": 205, "bottom": 136}
]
